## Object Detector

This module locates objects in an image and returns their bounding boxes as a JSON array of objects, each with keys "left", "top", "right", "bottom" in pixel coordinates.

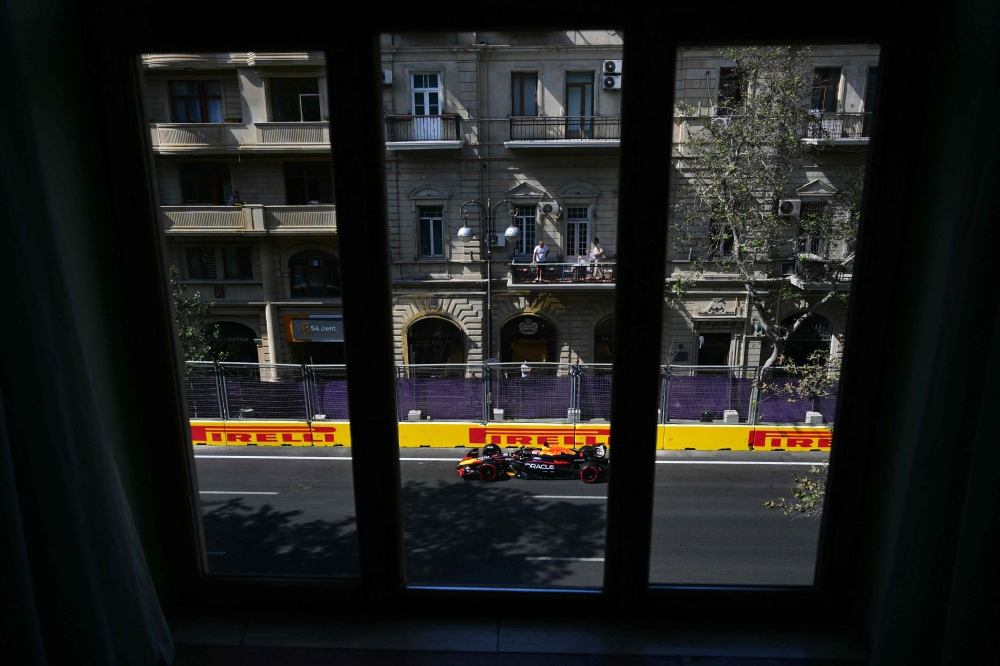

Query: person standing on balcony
[
  {"left": 590, "top": 238, "right": 605, "bottom": 280},
  {"left": 227, "top": 190, "right": 246, "bottom": 206},
  {"left": 532, "top": 240, "right": 549, "bottom": 282}
]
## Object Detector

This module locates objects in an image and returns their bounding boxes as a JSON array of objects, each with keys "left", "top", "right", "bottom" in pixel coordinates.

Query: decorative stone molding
[
  {"left": 407, "top": 184, "right": 452, "bottom": 199},
  {"left": 557, "top": 181, "right": 600, "bottom": 197},
  {"left": 506, "top": 182, "right": 547, "bottom": 199},
  {"left": 795, "top": 179, "right": 838, "bottom": 197},
  {"left": 698, "top": 297, "right": 737, "bottom": 316}
]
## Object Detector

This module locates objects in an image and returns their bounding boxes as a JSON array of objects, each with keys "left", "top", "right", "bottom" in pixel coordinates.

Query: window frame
[
  {"left": 168, "top": 79, "right": 223, "bottom": 123},
  {"left": 417, "top": 205, "right": 445, "bottom": 258},
  {"left": 178, "top": 161, "right": 232, "bottom": 204},
  {"left": 512, "top": 205, "right": 538, "bottom": 255},
  {"left": 270, "top": 77, "right": 322, "bottom": 122},
  {"left": 83, "top": 5, "right": 925, "bottom": 624},
  {"left": 511, "top": 71, "right": 538, "bottom": 116}
]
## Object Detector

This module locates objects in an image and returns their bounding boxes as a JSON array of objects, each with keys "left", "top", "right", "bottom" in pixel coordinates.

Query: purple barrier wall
[
  {"left": 492, "top": 376, "right": 572, "bottom": 420},
  {"left": 579, "top": 376, "right": 612, "bottom": 421},
  {"left": 224, "top": 381, "right": 307, "bottom": 420},
  {"left": 396, "top": 378, "right": 484, "bottom": 421},
  {"left": 757, "top": 379, "right": 839, "bottom": 424},
  {"left": 313, "top": 381, "right": 350, "bottom": 420},
  {"left": 664, "top": 376, "right": 754, "bottom": 421}
]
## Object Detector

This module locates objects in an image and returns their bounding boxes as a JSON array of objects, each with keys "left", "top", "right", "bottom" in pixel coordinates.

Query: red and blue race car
[{"left": 456, "top": 442, "right": 609, "bottom": 484}]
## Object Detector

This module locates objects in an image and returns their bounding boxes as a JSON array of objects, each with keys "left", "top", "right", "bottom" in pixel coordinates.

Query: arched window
[
  {"left": 594, "top": 316, "right": 614, "bottom": 363},
  {"left": 216, "top": 321, "right": 258, "bottom": 362},
  {"left": 781, "top": 312, "right": 833, "bottom": 365},
  {"left": 289, "top": 250, "right": 341, "bottom": 298},
  {"left": 407, "top": 317, "right": 465, "bottom": 365},
  {"left": 500, "top": 315, "right": 557, "bottom": 363}
]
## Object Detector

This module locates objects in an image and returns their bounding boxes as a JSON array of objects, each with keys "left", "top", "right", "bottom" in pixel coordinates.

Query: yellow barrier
[{"left": 190, "top": 420, "right": 830, "bottom": 451}]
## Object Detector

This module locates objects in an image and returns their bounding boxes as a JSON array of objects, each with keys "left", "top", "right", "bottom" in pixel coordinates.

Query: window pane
[
  {"left": 301, "top": 95, "right": 321, "bottom": 121},
  {"left": 650, "top": 44, "right": 878, "bottom": 586},
  {"left": 383, "top": 31, "right": 623, "bottom": 590},
  {"left": 141, "top": 52, "right": 356, "bottom": 579}
]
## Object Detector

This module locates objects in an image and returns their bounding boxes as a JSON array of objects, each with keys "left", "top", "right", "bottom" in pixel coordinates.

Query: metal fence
[{"left": 183, "top": 362, "right": 839, "bottom": 425}]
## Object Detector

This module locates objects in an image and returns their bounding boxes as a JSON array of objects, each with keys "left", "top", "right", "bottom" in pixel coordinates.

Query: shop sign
[{"left": 290, "top": 316, "right": 344, "bottom": 341}]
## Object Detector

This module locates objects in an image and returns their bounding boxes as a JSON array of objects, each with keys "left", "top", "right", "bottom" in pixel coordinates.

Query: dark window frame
[
  {"left": 222, "top": 247, "right": 253, "bottom": 280},
  {"left": 417, "top": 206, "right": 444, "bottom": 257},
  {"left": 716, "top": 66, "right": 742, "bottom": 116},
  {"left": 80, "top": 3, "right": 943, "bottom": 628},
  {"left": 289, "top": 249, "right": 342, "bottom": 298},
  {"left": 169, "top": 79, "right": 223, "bottom": 123},
  {"left": 270, "top": 77, "right": 322, "bottom": 122},
  {"left": 812, "top": 66, "right": 842, "bottom": 112},
  {"left": 511, "top": 72, "right": 538, "bottom": 116},
  {"left": 283, "top": 161, "right": 335, "bottom": 204},
  {"left": 178, "top": 161, "right": 231, "bottom": 204},
  {"left": 185, "top": 246, "right": 217, "bottom": 279}
]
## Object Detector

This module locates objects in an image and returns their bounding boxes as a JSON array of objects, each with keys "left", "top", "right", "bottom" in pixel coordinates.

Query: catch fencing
[{"left": 185, "top": 362, "right": 838, "bottom": 425}]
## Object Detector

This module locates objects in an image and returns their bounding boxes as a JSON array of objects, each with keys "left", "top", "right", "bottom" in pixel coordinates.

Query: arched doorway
[
  {"left": 407, "top": 317, "right": 465, "bottom": 365},
  {"left": 289, "top": 249, "right": 341, "bottom": 298},
  {"left": 781, "top": 312, "right": 833, "bottom": 365},
  {"left": 500, "top": 315, "right": 557, "bottom": 363},
  {"left": 217, "top": 321, "right": 258, "bottom": 362},
  {"left": 594, "top": 316, "right": 614, "bottom": 363}
]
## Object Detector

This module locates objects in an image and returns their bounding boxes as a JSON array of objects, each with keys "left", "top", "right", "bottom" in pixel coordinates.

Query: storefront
[
  {"left": 406, "top": 316, "right": 464, "bottom": 364},
  {"left": 500, "top": 314, "right": 557, "bottom": 363},
  {"left": 283, "top": 314, "right": 345, "bottom": 364}
]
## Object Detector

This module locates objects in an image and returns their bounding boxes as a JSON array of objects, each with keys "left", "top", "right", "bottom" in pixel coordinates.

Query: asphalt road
[{"left": 194, "top": 448, "right": 827, "bottom": 588}]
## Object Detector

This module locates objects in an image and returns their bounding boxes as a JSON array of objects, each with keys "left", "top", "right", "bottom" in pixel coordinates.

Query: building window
[
  {"left": 566, "top": 72, "right": 594, "bottom": 138},
  {"left": 223, "top": 247, "right": 253, "bottom": 279},
  {"left": 594, "top": 316, "right": 615, "bottom": 363},
  {"left": 169, "top": 80, "right": 223, "bottom": 123},
  {"left": 186, "top": 247, "right": 217, "bottom": 279},
  {"left": 798, "top": 201, "right": 828, "bottom": 255},
  {"left": 698, "top": 332, "right": 732, "bottom": 365},
  {"left": 708, "top": 220, "right": 734, "bottom": 257},
  {"left": 289, "top": 249, "right": 341, "bottom": 298},
  {"left": 565, "top": 206, "right": 590, "bottom": 260},
  {"left": 178, "top": 162, "right": 231, "bottom": 204},
  {"left": 811, "top": 67, "right": 841, "bottom": 112},
  {"left": 863, "top": 66, "right": 878, "bottom": 136},
  {"left": 411, "top": 74, "right": 440, "bottom": 116},
  {"left": 512, "top": 205, "right": 537, "bottom": 255},
  {"left": 284, "top": 162, "right": 334, "bottom": 204},
  {"left": 271, "top": 78, "right": 321, "bottom": 122},
  {"left": 418, "top": 206, "right": 444, "bottom": 257},
  {"left": 717, "top": 67, "right": 742, "bottom": 116},
  {"left": 511, "top": 73, "right": 537, "bottom": 116}
]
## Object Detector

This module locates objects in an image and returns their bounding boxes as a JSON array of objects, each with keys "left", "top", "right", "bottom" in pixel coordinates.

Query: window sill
[{"left": 169, "top": 612, "right": 868, "bottom": 661}]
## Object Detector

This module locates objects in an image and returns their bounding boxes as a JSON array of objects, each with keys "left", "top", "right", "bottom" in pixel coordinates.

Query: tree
[
  {"left": 764, "top": 460, "right": 828, "bottom": 517},
  {"left": 670, "top": 46, "right": 864, "bottom": 370},
  {"left": 170, "top": 265, "right": 232, "bottom": 362}
]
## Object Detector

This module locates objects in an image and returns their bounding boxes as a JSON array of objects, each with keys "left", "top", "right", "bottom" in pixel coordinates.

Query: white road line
[
  {"left": 529, "top": 495, "right": 607, "bottom": 499},
  {"left": 199, "top": 491, "right": 279, "bottom": 495},
  {"left": 655, "top": 460, "right": 821, "bottom": 465},
  {"left": 525, "top": 557, "right": 605, "bottom": 562}
]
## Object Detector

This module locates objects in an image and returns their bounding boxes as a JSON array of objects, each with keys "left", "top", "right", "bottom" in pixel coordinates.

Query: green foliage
[
  {"left": 764, "top": 460, "right": 828, "bottom": 517},
  {"left": 670, "top": 46, "right": 864, "bottom": 367},
  {"left": 758, "top": 348, "right": 841, "bottom": 402},
  {"left": 170, "top": 265, "right": 232, "bottom": 362}
]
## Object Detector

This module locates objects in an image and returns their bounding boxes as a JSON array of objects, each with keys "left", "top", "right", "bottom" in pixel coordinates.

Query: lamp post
[{"left": 457, "top": 198, "right": 521, "bottom": 363}]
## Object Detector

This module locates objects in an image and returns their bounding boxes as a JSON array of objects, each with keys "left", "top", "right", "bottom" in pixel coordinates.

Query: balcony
[
  {"left": 804, "top": 112, "right": 873, "bottom": 145},
  {"left": 505, "top": 116, "right": 620, "bottom": 148},
  {"left": 789, "top": 255, "right": 854, "bottom": 290},
  {"left": 160, "top": 204, "right": 336, "bottom": 235},
  {"left": 149, "top": 121, "right": 331, "bottom": 154},
  {"left": 384, "top": 115, "right": 463, "bottom": 150},
  {"left": 507, "top": 261, "right": 617, "bottom": 289}
]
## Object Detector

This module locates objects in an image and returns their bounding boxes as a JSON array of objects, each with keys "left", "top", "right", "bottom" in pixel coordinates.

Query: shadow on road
[
  {"left": 200, "top": 498, "right": 360, "bottom": 578},
  {"left": 401, "top": 479, "right": 607, "bottom": 588}
]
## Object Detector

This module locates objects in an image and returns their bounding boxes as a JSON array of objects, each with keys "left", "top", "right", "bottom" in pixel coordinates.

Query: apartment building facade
[{"left": 141, "top": 37, "right": 876, "bottom": 369}]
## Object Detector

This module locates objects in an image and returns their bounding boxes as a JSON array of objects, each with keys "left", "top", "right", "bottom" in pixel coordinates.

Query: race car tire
[
  {"left": 479, "top": 463, "right": 499, "bottom": 481},
  {"left": 580, "top": 464, "right": 600, "bottom": 484}
]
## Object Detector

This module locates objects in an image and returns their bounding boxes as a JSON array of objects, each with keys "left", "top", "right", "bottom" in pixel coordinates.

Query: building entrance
[
  {"left": 698, "top": 332, "right": 731, "bottom": 365},
  {"left": 500, "top": 315, "right": 556, "bottom": 363},
  {"left": 217, "top": 321, "right": 258, "bottom": 362},
  {"left": 407, "top": 317, "right": 464, "bottom": 364}
]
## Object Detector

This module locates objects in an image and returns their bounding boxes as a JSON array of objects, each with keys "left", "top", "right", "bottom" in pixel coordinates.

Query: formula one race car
[{"left": 456, "top": 442, "right": 609, "bottom": 484}]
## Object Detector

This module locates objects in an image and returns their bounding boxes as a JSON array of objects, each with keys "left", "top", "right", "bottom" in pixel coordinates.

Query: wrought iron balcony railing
[
  {"left": 509, "top": 261, "right": 617, "bottom": 284},
  {"left": 806, "top": 112, "right": 874, "bottom": 140},
  {"left": 793, "top": 255, "right": 854, "bottom": 282},
  {"left": 384, "top": 114, "right": 461, "bottom": 142},
  {"left": 509, "top": 116, "right": 621, "bottom": 141}
]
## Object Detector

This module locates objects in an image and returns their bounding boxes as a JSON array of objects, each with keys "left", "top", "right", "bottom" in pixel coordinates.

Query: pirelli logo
[
  {"left": 468, "top": 426, "right": 610, "bottom": 447},
  {"left": 190, "top": 423, "right": 337, "bottom": 445},
  {"left": 749, "top": 429, "right": 831, "bottom": 449}
]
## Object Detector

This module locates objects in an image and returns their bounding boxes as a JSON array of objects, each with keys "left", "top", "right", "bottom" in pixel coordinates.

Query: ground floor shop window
[
  {"left": 287, "top": 340, "right": 345, "bottom": 365},
  {"left": 500, "top": 314, "right": 556, "bottom": 362},
  {"left": 407, "top": 316, "right": 464, "bottom": 364},
  {"left": 217, "top": 321, "right": 258, "bottom": 362}
]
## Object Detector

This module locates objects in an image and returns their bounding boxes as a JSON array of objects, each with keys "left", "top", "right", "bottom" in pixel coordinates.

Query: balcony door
[
  {"left": 565, "top": 72, "right": 594, "bottom": 138},
  {"left": 564, "top": 206, "right": 591, "bottom": 263},
  {"left": 412, "top": 74, "right": 441, "bottom": 140}
]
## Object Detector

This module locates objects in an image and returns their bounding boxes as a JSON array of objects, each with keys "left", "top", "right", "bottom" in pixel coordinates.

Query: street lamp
[{"left": 457, "top": 198, "right": 521, "bottom": 363}]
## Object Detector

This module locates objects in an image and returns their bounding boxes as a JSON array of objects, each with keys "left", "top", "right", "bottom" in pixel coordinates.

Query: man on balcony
[
  {"left": 532, "top": 240, "right": 549, "bottom": 282},
  {"left": 227, "top": 190, "right": 245, "bottom": 206},
  {"left": 590, "top": 237, "right": 605, "bottom": 280}
]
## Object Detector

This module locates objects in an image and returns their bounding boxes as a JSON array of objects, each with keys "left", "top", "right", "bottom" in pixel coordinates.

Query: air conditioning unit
[
  {"left": 778, "top": 199, "right": 801, "bottom": 217},
  {"left": 603, "top": 60, "right": 623, "bottom": 74},
  {"left": 381, "top": 69, "right": 393, "bottom": 85},
  {"left": 603, "top": 74, "right": 622, "bottom": 90},
  {"left": 539, "top": 201, "right": 561, "bottom": 217}
]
